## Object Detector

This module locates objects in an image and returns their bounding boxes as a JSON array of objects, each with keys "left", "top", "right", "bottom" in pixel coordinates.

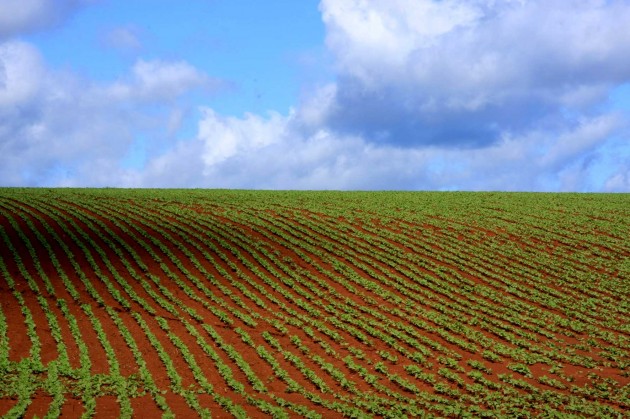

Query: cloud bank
[
  {"left": 1, "top": 0, "right": 629, "bottom": 191},
  {"left": 320, "top": 0, "right": 630, "bottom": 148},
  {"left": 135, "top": 0, "right": 629, "bottom": 191},
  {"left": 0, "top": 40, "right": 219, "bottom": 186}
]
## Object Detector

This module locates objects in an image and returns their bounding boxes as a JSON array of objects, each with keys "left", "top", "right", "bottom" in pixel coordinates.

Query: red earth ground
[{"left": 0, "top": 190, "right": 628, "bottom": 417}]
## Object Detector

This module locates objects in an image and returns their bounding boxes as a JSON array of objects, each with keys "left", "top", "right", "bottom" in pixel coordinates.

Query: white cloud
[
  {"left": 0, "top": 40, "right": 219, "bottom": 186},
  {"left": 1, "top": 1, "right": 629, "bottom": 192},
  {"left": 297, "top": 83, "right": 337, "bottom": 129},
  {"left": 0, "top": 41, "right": 44, "bottom": 107},
  {"left": 0, "top": 0, "right": 92, "bottom": 39},
  {"left": 197, "top": 108, "right": 288, "bottom": 168},
  {"left": 323, "top": 0, "right": 630, "bottom": 93},
  {"left": 604, "top": 170, "right": 630, "bottom": 192},
  {"left": 104, "top": 59, "right": 218, "bottom": 102},
  {"left": 321, "top": 0, "right": 481, "bottom": 86},
  {"left": 538, "top": 114, "right": 623, "bottom": 168},
  {"left": 128, "top": 102, "right": 622, "bottom": 191},
  {"left": 318, "top": 0, "right": 630, "bottom": 148}
]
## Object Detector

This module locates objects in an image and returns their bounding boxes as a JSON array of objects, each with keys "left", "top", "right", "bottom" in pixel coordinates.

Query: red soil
[
  {"left": 60, "top": 396, "right": 84, "bottom": 417},
  {"left": 0, "top": 195, "right": 628, "bottom": 417},
  {"left": 0, "top": 399, "right": 18, "bottom": 417},
  {"left": 94, "top": 396, "right": 119, "bottom": 418},
  {"left": 23, "top": 393, "right": 52, "bottom": 418}
]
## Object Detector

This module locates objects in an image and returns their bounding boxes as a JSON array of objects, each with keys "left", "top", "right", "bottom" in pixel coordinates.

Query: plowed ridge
[{"left": 0, "top": 189, "right": 628, "bottom": 417}]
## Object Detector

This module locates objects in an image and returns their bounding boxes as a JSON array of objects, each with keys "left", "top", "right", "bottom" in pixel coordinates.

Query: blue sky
[
  {"left": 1, "top": 0, "right": 629, "bottom": 191},
  {"left": 25, "top": 0, "right": 326, "bottom": 115}
]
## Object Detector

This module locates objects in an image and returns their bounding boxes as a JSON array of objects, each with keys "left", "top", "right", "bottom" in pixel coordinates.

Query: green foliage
[
  {"left": 507, "top": 363, "right": 533, "bottom": 378},
  {"left": 0, "top": 188, "right": 627, "bottom": 417}
]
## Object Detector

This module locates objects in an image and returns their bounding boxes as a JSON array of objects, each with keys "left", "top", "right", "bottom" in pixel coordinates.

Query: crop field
[{"left": 0, "top": 188, "right": 628, "bottom": 418}]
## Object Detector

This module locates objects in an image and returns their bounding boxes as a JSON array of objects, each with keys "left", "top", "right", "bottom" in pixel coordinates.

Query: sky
[{"left": 1, "top": 0, "right": 629, "bottom": 191}]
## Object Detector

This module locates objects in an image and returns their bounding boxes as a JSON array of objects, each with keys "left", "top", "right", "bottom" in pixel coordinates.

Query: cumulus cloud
[
  {"left": 1, "top": 0, "right": 629, "bottom": 191},
  {"left": 130, "top": 106, "right": 624, "bottom": 191},
  {"left": 0, "top": 41, "right": 44, "bottom": 107},
  {"left": 604, "top": 170, "right": 630, "bottom": 192},
  {"left": 0, "top": 40, "right": 219, "bottom": 186},
  {"left": 136, "top": 111, "right": 427, "bottom": 190},
  {"left": 318, "top": 0, "right": 630, "bottom": 147},
  {"left": 122, "top": 0, "right": 630, "bottom": 192},
  {"left": 537, "top": 114, "right": 623, "bottom": 169},
  {"left": 104, "top": 59, "right": 221, "bottom": 102},
  {"left": 0, "top": 0, "right": 92, "bottom": 39},
  {"left": 198, "top": 108, "right": 288, "bottom": 167}
]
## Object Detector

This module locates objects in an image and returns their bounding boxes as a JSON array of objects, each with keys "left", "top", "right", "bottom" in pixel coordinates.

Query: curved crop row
[{"left": 0, "top": 189, "right": 627, "bottom": 417}]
